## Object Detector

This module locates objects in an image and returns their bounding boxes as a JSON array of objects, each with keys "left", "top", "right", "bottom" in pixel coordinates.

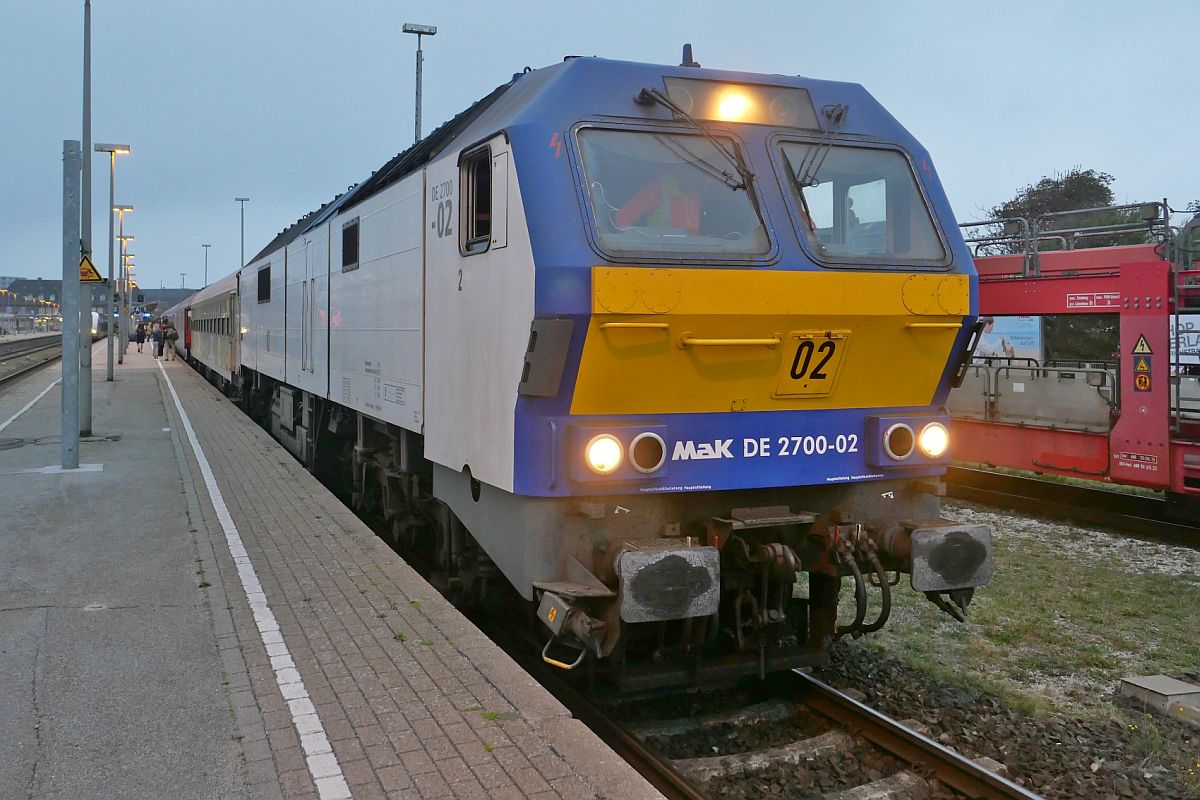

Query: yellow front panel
[{"left": 570, "top": 267, "right": 969, "bottom": 415}]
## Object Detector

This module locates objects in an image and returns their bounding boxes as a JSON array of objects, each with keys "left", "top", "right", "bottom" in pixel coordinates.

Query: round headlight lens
[
  {"left": 918, "top": 422, "right": 950, "bottom": 458},
  {"left": 883, "top": 423, "right": 915, "bottom": 461},
  {"left": 585, "top": 434, "right": 623, "bottom": 476},
  {"left": 629, "top": 432, "right": 666, "bottom": 474}
]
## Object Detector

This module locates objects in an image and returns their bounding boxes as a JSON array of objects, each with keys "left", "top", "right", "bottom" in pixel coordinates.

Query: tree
[
  {"left": 989, "top": 167, "right": 1116, "bottom": 222},
  {"left": 977, "top": 167, "right": 1149, "bottom": 254},
  {"left": 978, "top": 168, "right": 1141, "bottom": 362}
]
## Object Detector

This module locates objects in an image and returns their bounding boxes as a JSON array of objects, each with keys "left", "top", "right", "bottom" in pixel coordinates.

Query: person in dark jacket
[
  {"left": 135, "top": 322, "right": 146, "bottom": 352},
  {"left": 151, "top": 321, "right": 163, "bottom": 358}
]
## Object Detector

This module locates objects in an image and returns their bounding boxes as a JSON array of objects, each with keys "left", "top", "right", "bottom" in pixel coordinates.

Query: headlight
[
  {"left": 585, "top": 434, "right": 623, "bottom": 476},
  {"left": 715, "top": 89, "right": 753, "bottom": 121},
  {"left": 918, "top": 422, "right": 950, "bottom": 458},
  {"left": 629, "top": 432, "right": 666, "bottom": 474},
  {"left": 883, "top": 423, "right": 915, "bottom": 461}
]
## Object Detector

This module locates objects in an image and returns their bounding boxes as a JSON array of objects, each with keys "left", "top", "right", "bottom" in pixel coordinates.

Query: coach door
[{"left": 227, "top": 291, "right": 238, "bottom": 375}]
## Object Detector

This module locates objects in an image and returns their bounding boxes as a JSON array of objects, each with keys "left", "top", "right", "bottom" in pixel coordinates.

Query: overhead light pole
[
  {"left": 96, "top": 143, "right": 129, "bottom": 381},
  {"left": 402, "top": 23, "right": 437, "bottom": 143},
  {"left": 235, "top": 197, "right": 249, "bottom": 266},
  {"left": 122, "top": 253, "right": 134, "bottom": 342},
  {"left": 61, "top": 139, "right": 82, "bottom": 468},
  {"left": 202, "top": 243, "right": 211, "bottom": 286},
  {"left": 80, "top": 0, "right": 94, "bottom": 434},
  {"left": 114, "top": 209, "right": 132, "bottom": 363}
]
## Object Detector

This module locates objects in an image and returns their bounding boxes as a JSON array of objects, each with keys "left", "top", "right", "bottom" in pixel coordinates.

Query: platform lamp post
[
  {"left": 202, "top": 243, "right": 211, "bottom": 286},
  {"left": 235, "top": 197, "right": 249, "bottom": 267},
  {"left": 122, "top": 253, "right": 135, "bottom": 347},
  {"left": 114, "top": 209, "right": 132, "bottom": 363},
  {"left": 402, "top": 23, "right": 436, "bottom": 143},
  {"left": 96, "top": 143, "right": 130, "bottom": 381},
  {"left": 115, "top": 231, "right": 132, "bottom": 362}
]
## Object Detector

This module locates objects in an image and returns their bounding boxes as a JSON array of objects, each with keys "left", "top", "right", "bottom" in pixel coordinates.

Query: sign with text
[{"left": 1172, "top": 314, "right": 1200, "bottom": 365}]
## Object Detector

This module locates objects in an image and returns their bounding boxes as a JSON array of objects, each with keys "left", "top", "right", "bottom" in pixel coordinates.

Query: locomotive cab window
[
  {"left": 342, "top": 218, "right": 359, "bottom": 272},
  {"left": 577, "top": 128, "right": 769, "bottom": 258},
  {"left": 460, "top": 146, "right": 491, "bottom": 255},
  {"left": 257, "top": 264, "right": 271, "bottom": 303},
  {"left": 781, "top": 143, "right": 946, "bottom": 266}
]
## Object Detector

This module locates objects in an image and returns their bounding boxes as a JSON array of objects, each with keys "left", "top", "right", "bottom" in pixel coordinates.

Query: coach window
[
  {"left": 257, "top": 264, "right": 271, "bottom": 303},
  {"left": 342, "top": 218, "right": 360, "bottom": 272},
  {"left": 460, "top": 145, "right": 491, "bottom": 255}
]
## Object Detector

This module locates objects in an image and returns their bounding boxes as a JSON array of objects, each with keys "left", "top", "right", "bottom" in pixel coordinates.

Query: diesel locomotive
[{"left": 165, "top": 50, "right": 993, "bottom": 690}]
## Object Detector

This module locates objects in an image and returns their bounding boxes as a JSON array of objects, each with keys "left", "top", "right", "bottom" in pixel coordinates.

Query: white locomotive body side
[
  {"left": 325, "top": 176, "right": 425, "bottom": 432},
  {"left": 423, "top": 134, "right": 533, "bottom": 491}
]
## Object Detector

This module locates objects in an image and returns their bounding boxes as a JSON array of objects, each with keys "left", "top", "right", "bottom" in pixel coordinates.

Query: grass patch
[
  {"left": 393, "top": 632, "right": 406, "bottom": 642},
  {"left": 841, "top": 505, "right": 1200, "bottom": 714}
]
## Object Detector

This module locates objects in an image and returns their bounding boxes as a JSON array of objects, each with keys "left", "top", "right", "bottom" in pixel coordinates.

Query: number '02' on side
[{"left": 773, "top": 331, "right": 850, "bottom": 398}]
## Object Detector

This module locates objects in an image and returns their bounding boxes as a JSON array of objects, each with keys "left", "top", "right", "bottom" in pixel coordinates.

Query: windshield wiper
[
  {"left": 635, "top": 87, "right": 755, "bottom": 191},
  {"left": 791, "top": 104, "right": 849, "bottom": 188}
]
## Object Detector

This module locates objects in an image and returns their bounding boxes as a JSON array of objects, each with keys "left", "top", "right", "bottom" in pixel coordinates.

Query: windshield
[
  {"left": 578, "top": 129, "right": 770, "bottom": 258},
  {"left": 780, "top": 143, "right": 946, "bottom": 265}
]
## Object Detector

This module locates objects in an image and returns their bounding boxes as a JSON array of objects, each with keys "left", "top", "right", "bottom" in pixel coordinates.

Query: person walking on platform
[
  {"left": 164, "top": 323, "right": 178, "bottom": 361},
  {"left": 151, "top": 320, "right": 163, "bottom": 359},
  {"left": 135, "top": 322, "right": 146, "bottom": 353}
]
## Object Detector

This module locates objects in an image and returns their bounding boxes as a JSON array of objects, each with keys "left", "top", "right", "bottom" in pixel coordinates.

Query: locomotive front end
[{"left": 502, "top": 60, "right": 994, "bottom": 688}]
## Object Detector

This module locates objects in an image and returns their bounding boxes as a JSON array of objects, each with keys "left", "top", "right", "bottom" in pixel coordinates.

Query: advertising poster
[
  {"left": 1172, "top": 314, "right": 1200, "bottom": 365},
  {"left": 976, "top": 315, "right": 1043, "bottom": 362}
]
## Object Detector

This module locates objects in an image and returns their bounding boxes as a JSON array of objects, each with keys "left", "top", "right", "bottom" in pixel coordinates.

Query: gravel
[
  {"left": 818, "top": 642, "right": 1200, "bottom": 799},
  {"left": 945, "top": 503, "right": 1200, "bottom": 580}
]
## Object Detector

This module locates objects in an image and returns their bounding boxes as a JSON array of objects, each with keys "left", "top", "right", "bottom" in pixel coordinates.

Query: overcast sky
[{"left": 3, "top": 1, "right": 1197, "bottom": 291}]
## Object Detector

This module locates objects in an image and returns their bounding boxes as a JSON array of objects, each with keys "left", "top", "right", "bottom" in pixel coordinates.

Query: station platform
[{"left": 0, "top": 344, "right": 660, "bottom": 800}]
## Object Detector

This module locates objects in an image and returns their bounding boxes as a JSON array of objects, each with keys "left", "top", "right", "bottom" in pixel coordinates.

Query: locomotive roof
[{"left": 250, "top": 56, "right": 903, "bottom": 264}]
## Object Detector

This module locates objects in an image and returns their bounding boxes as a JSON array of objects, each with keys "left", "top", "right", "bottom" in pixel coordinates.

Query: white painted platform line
[
  {"left": 156, "top": 360, "right": 353, "bottom": 800},
  {"left": 0, "top": 377, "right": 61, "bottom": 434}
]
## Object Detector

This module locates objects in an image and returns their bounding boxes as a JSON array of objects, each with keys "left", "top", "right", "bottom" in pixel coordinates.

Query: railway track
[
  {"left": 944, "top": 465, "right": 1200, "bottom": 545},
  {"left": 498, "top": 628, "right": 1040, "bottom": 800},
  {"left": 0, "top": 341, "right": 63, "bottom": 388}
]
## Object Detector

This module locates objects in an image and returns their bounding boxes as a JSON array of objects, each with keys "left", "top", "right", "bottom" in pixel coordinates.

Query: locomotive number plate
[{"left": 773, "top": 331, "right": 849, "bottom": 398}]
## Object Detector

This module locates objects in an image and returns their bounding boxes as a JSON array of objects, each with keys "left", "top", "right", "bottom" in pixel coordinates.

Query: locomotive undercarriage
[{"left": 243, "top": 375, "right": 991, "bottom": 690}]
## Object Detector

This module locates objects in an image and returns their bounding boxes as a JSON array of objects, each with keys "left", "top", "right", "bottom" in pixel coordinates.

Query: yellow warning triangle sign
[
  {"left": 79, "top": 255, "right": 103, "bottom": 282},
  {"left": 1134, "top": 356, "right": 1150, "bottom": 372},
  {"left": 1131, "top": 335, "right": 1153, "bottom": 355}
]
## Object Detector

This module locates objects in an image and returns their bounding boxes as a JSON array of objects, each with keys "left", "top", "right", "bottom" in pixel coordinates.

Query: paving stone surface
[{"left": 156, "top": 351, "right": 660, "bottom": 800}]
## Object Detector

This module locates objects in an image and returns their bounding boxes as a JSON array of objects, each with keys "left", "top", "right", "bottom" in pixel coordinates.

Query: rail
[
  {"left": 792, "top": 670, "right": 1043, "bottom": 800},
  {"left": 944, "top": 465, "right": 1200, "bottom": 546},
  {"left": 0, "top": 342, "right": 64, "bottom": 388}
]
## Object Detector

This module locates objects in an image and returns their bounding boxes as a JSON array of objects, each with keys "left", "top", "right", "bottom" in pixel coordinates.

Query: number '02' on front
[{"left": 774, "top": 331, "right": 849, "bottom": 398}]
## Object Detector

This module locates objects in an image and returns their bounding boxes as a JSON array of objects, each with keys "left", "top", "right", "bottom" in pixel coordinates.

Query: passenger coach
[{"left": 167, "top": 52, "right": 992, "bottom": 689}]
